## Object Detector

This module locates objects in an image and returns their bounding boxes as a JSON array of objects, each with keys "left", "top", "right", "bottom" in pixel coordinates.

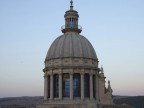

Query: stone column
[
  {"left": 96, "top": 72, "right": 99, "bottom": 100},
  {"left": 70, "top": 73, "right": 73, "bottom": 99},
  {"left": 44, "top": 75, "right": 48, "bottom": 101},
  {"left": 81, "top": 73, "right": 84, "bottom": 100},
  {"left": 50, "top": 74, "right": 53, "bottom": 99},
  {"left": 95, "top": 73, "right": 97, "bottom": 100},
  {"left": 59, "top": 74, "right": 62, "bottom": 99},
  {"left": 90, "top": 74, "right": 93, "bottom": 100}
]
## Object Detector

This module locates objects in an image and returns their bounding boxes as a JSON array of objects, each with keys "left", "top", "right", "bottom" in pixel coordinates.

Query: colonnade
[
  {"left": 44, "top": 72, "right": 99, "bottom": 101},
  {"left": 65, "top": 18, "right": 78, "bottom": 28}
]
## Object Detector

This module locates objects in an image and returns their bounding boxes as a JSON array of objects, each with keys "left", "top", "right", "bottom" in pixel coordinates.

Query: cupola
[{"left": 61, "top": 0, "right": 82, "bottom": 33}]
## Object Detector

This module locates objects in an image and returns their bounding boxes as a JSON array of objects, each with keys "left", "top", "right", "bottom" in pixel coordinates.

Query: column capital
[
  {"left": 69, "top": 72, "right": 73, "bottom": 75},
  {"left": 49, "top": 70, "right": 53, "bottom": 75},
  {"left": 44, "top": 73, "right": 48, "bottom": 78},
  {"left": 59, "top": 72, "right": 63, "bottom": 75},
  {"left": 89, "top": 73, "right": 94, "bottom": 76},
  {"left": 80, "top": 72, "right": 84, "bottom": 75},
  {"left": 80, "top": 69, "right": 85, "bottom": 73},
  {"left": 90, "top": 69, "right": 95, "bottom": 75}
]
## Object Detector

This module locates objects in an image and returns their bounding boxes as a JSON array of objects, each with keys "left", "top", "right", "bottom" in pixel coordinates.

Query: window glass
[
  {"left": 63, "top": 74, "right": 70, "bottom": 97},
  {"left": 73, "top": 73, "right": 80, "bottom": 97},
  {"left": 54, "top": 74, "right": 59, "bottom": 98},
  {"left": 84, "top": 74, "right": 90, "bottom": 97}
]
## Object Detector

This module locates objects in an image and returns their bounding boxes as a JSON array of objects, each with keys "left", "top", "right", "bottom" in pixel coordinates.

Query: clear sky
[{"left": 0, "top": 0, "right": 144, "bottom": 98}]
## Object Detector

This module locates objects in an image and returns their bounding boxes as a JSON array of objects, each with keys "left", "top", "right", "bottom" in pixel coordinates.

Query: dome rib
[
  {"left": 53, "top": 36, "right": 61, "bottom": 58},
  {"left": 59, "top": 35, "right": 66, "bottom": 58},
  {"left": 47, "top": 36, "right": 60, "bottom": 59},
  {"left": 82, "top": 36, "right": 92, "bottom": 58},
  {"left": 80, "top": 36, "right": 89, "bottom": 58},
  {"left": 85, "top": 37, "right": 97, "bottom": 59},
  {"left": 73, "top": 34, "right": 79, "bottom": 57},
  {"left": 70, "top": 33, "right": 74, "bottom": 57},
  {"left": 77, "top": 34, "right": 84, "bottom": 57}
]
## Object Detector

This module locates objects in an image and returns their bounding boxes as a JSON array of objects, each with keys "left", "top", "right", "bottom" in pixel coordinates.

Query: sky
[{"left": 0, "top": 0, "right": 144, "bottom": 98}]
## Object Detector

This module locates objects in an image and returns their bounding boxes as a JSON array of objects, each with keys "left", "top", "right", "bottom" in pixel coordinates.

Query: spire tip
[{"left": 70, "top": 0, "right": 73, "bottom": 10}]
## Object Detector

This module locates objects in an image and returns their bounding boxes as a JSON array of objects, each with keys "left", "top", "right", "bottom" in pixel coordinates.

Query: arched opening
[
  {"left": 62, "top": 73, "right": 70, "bottom": 97},
  {"left": 54, "top": 74, "right": 59, "bottom": 98},
  {"left": 93, "top": 75, "right": 96, "bottom": 99},
  {"left": 73, "top": 73, "right": 81, "bottom": 97},
  {"left": 48, "top": 75, "right": 50, "bottom": 98},
  {"left": 84, "top": 73, "right": 90, "bottom": 97}
]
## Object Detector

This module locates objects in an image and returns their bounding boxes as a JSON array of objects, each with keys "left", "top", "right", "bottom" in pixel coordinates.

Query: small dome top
[
  {"left": 61, "top": 0, "right": 82, "bottom": 34},
  {"left": 65, "top": 0, "right": 79, "bottom": 18},
  {"left": 46, "top": 32, "right": 98, "bottom": 60},
  {"left": 65, "top": 9, "right": 79, "bottom": 18}
]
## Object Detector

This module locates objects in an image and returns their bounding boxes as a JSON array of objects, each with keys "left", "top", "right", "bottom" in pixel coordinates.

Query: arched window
[
  {"left": 84, "top": 73, "right": 90, "bottom": 97},
  {"left": 54, "top": 74, "right": 59, "bottom": 98},
  {"left": 93, "top": 75, "right": 96, "bottom": 99},
  {"left": 62, "top": 73, "right": 70, "bottom": 97},
  {"left": 73, "top": 73, "right": 81, "bottom": 97},
  {"left": 48, "top": 75, "right": 50, "bottom": 98}
]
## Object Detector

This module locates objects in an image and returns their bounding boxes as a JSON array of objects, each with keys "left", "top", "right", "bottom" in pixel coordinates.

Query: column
[
  {"left": 44, "top": 75, "right": 48, "bottom": 101},
  {"left": 70, "top": 73, "right": 73, "bottom": 99},
  {"left": 95, "top": 74, "right": 97, "bottom": 100},
  {"left": 50, "top": 74, "right": 53, "bottom": 99},
  {"left": 90, "top": 74, "right": 93, "bottom": 100},
  {"left": 81, "top": 73, "right": 84, "bottom": 100},
  {"left": 59, "top": 74, "right": 62, "bottom": 99},
  {"left": 96, "top": 73, "right": 99, "bottom": 100}
]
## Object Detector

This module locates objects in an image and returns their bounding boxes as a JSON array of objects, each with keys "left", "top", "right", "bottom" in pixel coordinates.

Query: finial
[
  {"left": 107, "top": 80, "right": 113, "bottom": 93},
  {"left": 70, "top": 0, "right": 73, "bottom": 10},
  {"left": 101, "top": 65, "right": 104, "bottom": 73},
  {"left": 108, "top": 80, "right": 110, "bottom": 85}
]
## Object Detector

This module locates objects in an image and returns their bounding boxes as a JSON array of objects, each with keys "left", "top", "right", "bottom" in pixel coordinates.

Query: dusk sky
[{"left": 0, "top": 0, "right": 144, "bottom": 98}]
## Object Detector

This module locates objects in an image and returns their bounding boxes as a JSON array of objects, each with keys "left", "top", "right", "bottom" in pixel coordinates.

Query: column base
[{"left": 37, "top": 99, "right": 103, "bottom": 108}]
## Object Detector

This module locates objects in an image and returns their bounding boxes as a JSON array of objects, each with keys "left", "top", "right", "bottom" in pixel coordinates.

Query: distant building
[
  {"left": 37, "top": 0, "right": 132, "bottom": 108},
  {"left": 0, "top": 105, "right": 26, "bottom": 108}
]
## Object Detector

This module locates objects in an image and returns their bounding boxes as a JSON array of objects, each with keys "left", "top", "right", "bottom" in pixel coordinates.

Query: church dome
[
  {"left": 41, "top": 2, "right": 113, "bottom": 108},
  {"left": 46, "top": 32, "right": 98, "bottom": 60},
  {"left": 46, "top": 1, "right": 98, "bottom": 61}
]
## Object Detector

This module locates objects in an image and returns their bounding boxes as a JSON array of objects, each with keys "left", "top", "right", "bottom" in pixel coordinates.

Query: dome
[{"left": 46, "top": 32, "right": 98, "bottom": 60}]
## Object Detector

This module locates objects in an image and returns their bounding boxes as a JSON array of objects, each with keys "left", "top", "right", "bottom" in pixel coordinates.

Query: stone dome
[{"left": 46, "top": 32, "right": 98, "bottom": 61}]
